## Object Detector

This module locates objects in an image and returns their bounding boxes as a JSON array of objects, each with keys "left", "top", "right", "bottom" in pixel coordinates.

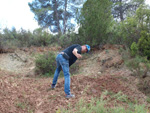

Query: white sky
[
  {"left": 146, "top": 0, "right": 150, "bottom": 5},
  {"left": 0, "top": 0, "right": 150, "bottom": 31},
  {"left": 0, "top": 0, "right": 39, "bottom": 31}
]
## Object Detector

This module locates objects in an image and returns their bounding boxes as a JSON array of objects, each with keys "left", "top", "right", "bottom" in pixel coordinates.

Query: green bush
[
  {"left": 125, "top": 56, "right": 150, "bottom": 78},
  {"left": 111, "top": 5, "right": 150, "bottom": 47},
  {"left": 130, "top": 42, "right": 138, "bottom": 56},
  {"left": 138, "top": 31, "right": 150, "bottom": 59},
  {"left": 58, "top": 34, "right": 72, "bottom": 48},
  {"left": 35, "top": 52, "right": 56, "bottom": 76},
  {"left": 0, "top": 27, "right": 57, "bottom": 48},
  {"left": 70, "top": 33, "right": 83, "bottom": 45},
  {"left": 32, "top": 28, "right": 54, "bottom": 47}
]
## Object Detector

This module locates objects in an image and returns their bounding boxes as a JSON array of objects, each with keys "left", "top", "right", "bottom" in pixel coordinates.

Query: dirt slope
[{"left": 0, "top": 45, "right": 149, "bottom": 113}]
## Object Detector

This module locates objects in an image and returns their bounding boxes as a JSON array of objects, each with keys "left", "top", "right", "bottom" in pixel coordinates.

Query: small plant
[
  {"left": 130, "top": 42, "right": 138, "bottom": 56},
  {"left": 16, "top": 102, "right": 26, "bottom": 109},
  {"left": 138, "top": 78, "right": 150, "bottom": 95},
  {"left": 35, "top": 51, "right": 56, "bottom": 76},
  {"left": 112, "top": 91, "right": 129, "bottom": 103},
  {"left": 16, "top": 101, "right": 34, "bottom": 113},
  {"left": 146, "top": 97, "right": 150, "bottom": 103},
  {"left": 125, "top": 56, "right": 150, "bottom": 78},
  {"left": 120, "top": 48, "right": 130, "bottom": 61},
  {"left": 61, "top": 91, "right": 148, "bottom": 113}
]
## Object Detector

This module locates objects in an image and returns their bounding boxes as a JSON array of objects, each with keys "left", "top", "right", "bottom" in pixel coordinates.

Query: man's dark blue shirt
[{"left": 62, "top": 44, "right": 81, "bottom": 66}]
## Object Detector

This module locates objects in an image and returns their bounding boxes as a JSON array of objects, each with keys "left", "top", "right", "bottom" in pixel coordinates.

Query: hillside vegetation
[{"left": 0, "top": 45, "right": 150, "bottom": 113}]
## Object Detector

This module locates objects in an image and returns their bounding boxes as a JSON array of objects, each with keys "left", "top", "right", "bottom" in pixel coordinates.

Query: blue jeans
[{"left": 52, "top": 54, "right": 70, "bottom": 95}]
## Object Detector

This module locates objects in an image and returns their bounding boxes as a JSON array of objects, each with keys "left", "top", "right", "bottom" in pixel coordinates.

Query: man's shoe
[
  {"left": 47, "top": 85, "right": 55, "bottom": 91},
  {"left": 51, "top": 84, "right": 55, "bottom": 90},
  {"left": 66, "top": 94, "right": 75, "bottom": 99}
]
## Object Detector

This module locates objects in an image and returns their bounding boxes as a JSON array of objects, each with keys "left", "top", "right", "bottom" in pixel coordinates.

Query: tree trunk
[
  {"left": 119, "top": 0, "right": 124, "bottom": 21},
  {"left": 63, "top": 0, "right": 68, "bottom": 34},
  {"left": 54, "top": 0, "right": 61, "bottom": 33}
]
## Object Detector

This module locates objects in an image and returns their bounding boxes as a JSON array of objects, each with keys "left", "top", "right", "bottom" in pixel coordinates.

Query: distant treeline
[{"left": 0, "top": 2, "right": 150, "bottom": 59}]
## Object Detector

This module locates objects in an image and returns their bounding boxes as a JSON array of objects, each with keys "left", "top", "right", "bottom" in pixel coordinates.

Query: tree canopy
[
  {"left": 77, "top": 0, "right": 113, "bottom": 46},
  {"left": 28, "top": 0, "right": 82, "bottom": 34},
  {"left": 111, "top": 0, "right": 145, "bottom": 21}
]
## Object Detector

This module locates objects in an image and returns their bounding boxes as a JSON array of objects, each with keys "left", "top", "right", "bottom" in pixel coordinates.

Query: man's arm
[{"left": 72, "top": 48, "right": 82, "bottom": 59}]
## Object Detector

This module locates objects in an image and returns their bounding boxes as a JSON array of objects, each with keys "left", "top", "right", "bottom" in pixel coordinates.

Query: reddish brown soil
[{"left": 0, "top": 45, "right": 149, "bottom": 113}]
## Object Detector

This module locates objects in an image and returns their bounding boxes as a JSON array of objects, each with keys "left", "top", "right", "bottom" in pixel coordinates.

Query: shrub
[
  {"left": 69, "top": 33, "right": 82, "bottom": 45},
  {"left": 32, "top": 28, "right": 54, "bottom": 47},
  {"left": 35, "top": 52, "right": 56, "bottom": 76},
  {"left": 112, "top": 5, "right": 150, "bottom": 47},
  {"left": 130, "top": 42, "right": 138, "bottom": 56},
  {"left": 138, "top": 31, "right": 150, "bottom": 59},
  {"left": 138, "top": 78, "right": 150, "bottom": 95},
  {"left": 125, "top": 56, "right": 150, "bottom": 78},
  {"left": 58, "top": 34, "right": 72, "bottom": 48}
]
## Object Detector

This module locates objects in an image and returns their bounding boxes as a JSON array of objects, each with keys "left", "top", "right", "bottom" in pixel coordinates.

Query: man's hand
[
  {"left": 72, "top": 48, "right": 82, "bottom": 59},
  {"left": 76, "top": 54, "right": 82, "bottom": 59}
]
